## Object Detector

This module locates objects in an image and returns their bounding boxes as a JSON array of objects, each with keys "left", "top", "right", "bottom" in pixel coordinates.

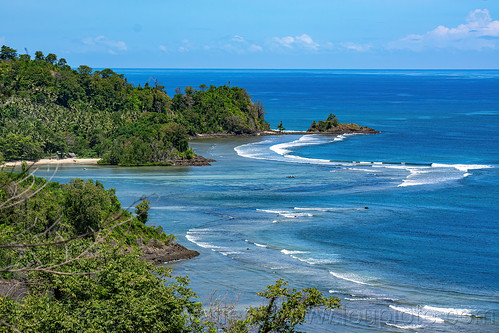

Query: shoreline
[
  {"left": 1, "top": 156, "right": 216, "bottom": 167},
  {"left": 191, "top": 130, "right": 307, "bottom": 138},
  {"left": 2, "top": 128, "right": 377, "bottom": 168},
  {"left": 191, "top": 128, "right": 379, "bottom": 139},
  {"left": 2, "top": 158, "right": 101, "bottom": 167}
]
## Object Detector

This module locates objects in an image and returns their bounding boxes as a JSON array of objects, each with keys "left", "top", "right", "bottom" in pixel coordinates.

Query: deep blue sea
[{"left": 36, "top": 70, "right": 498, "bottom": 332}]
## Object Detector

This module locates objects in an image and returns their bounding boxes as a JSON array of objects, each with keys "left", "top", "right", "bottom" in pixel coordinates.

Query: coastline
[
  {"left": 191, "top": 128, "right": 379, "bottom": 139},
  {"left": 2, "top": 158, "right": 101, "bottom": 167},
  {"left": 1, "top": 156, "right": 216, "bottom": 167},
  {"left": 2, "top": 128, "right": 376, "bottom": 168}
]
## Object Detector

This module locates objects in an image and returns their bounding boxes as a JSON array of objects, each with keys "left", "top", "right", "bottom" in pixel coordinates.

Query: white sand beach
[{"left": 2, "top": 158, "right": 101, "bottom": 167}]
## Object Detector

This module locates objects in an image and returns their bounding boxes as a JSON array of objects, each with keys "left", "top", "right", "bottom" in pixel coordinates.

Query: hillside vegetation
[
  {"left": 0, "top": 45, "right": 269, "bottom": 165},
  {"left": 0, "top": 167, "right": 340, "bottom": 332}
]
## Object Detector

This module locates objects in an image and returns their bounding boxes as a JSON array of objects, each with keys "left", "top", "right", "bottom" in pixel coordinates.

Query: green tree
[
  {"left": 0, "top": 133, "right": 44, "bottom": 161},
  {"left": 34, "top": 50, "right": 45, "bottom": 61},
  {"left": 45, "top": 53, "right": 57, "bottom": 65},
  {"left": 326, "top": 113, "right": 338, "bottom": 127},
  {"left": 135, "top": 199, "right": 151, "bottom": 224},
  {"left": 57, "top": 58, "right": 67, "bottom": 68},
  {"left": 244, "top": 279, "right": 341, "bottom": 333},
  {"left": 99, "top": 68, "right": 116, "bottom": 78},
  {"left": 277, "top": 121, "right": 285, "bottom": 133},
  {"left": 0, "top": 45, "right": 17, "bottom": 60},
  {"left": 63, "top": 179, "right": 120, "bottom": 234},
  {"left": 77, "top": 65, "right": 93, "bottom": 76},
  {"left": 19, "top": 54, "right": 30, "bottom": 61}
]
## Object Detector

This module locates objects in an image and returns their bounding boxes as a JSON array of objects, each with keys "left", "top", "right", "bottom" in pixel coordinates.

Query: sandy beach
[{"left": 2, "top": 158, "right": 101, "bottom": 167}]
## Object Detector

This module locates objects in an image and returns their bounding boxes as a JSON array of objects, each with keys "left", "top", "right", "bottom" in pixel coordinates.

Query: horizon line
[{"left": 97, "top": 67, "right": 499, "bottom": 71}]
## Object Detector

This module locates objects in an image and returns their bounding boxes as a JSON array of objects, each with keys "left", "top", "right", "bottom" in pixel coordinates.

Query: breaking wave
[{"left": 234, "top": 135, "right": 494, "bottom": 188}]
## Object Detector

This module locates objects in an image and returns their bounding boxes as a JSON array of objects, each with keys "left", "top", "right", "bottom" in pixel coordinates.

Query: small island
[{"left": 307, "top": 113, "right": 379, "bottom": 134}]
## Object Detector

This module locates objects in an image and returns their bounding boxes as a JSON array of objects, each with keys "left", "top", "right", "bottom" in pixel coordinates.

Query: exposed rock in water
[
  {"left": 307, "top": 114, "right": 379, "bottom": 134},
  {"left": 140, "top": 242, "right": 200, "bottom": 264},
  {"left": 172, "top": 155, "right": 216, "bottom": 166},
  {"left": 307, "top": 125, "right": 379, "bottom": 134}
]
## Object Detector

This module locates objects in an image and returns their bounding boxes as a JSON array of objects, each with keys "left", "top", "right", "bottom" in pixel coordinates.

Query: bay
[{"left": 34, "top": 69, "right": 499, "bottom": 332}]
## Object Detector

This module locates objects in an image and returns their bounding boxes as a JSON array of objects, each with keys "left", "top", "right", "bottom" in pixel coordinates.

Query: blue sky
[{"left": 1, "top": 0, "right": 499, "bottom": 68}]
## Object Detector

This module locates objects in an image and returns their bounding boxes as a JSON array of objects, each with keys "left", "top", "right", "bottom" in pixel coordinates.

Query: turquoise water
[{"left": 35, "top": 70, "right": 498, "bottom": 332}]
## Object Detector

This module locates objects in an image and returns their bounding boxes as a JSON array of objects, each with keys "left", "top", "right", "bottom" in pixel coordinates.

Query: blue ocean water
[{"left": 36, "top": 70, "right": 498, "bottom": 332}]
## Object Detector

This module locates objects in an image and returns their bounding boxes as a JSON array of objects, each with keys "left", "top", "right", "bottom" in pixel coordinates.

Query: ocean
[{"left": 35, "top": 69, "right": 498, "bottom": 332}]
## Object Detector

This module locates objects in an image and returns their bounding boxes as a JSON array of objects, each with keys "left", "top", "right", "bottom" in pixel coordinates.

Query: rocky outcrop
[
  {"left": 307, "top": 125, "right": 379, "bottom": 134},
  {"left": 172, "top": 155, "right": 216, "bottom": 166},
  {"left": 307, "top": 114, "right": 379, "bottom": 134},
  {"left": 139, "top": 242, "right": 200, "bottom": 264}
]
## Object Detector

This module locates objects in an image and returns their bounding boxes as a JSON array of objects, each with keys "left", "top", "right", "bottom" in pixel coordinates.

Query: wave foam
[
  {"left": 333, "top": 134, "right": 348, "bottom": 142},
  {"left": 186, "top": 229, "right": 233, "bottom": 254},
  {"left": 186, "top": 234, "right": 222, "bottom": 250},
  {"left": 329, "top": 271, "right": 374, "bottom": 286},
  {"left": 257, "top": 209, "right": 286, "bottom": 214},
  {"left": 288, "top": 255, "right": 338, "bottom": 265},
  {"left": 294, "top": 206, "right": 358, "bottom": 212},
  {"left": 257, "top": 209, "right": 313, "bottom": 218},
  {"left": 281, "top": 249, "right": 334, "bottom": 265},
  {"left": 431, "top": 163, "right": 493, "bottom": 172},
  {"left": 266, "top": 135, "right": 348, "bottom": 165},
  {"left": 294, "top": 207, "right": 330, "bottom": 212},
  {"left": 281, "top": 249, "right": 307, "bottom": 255},
  {"left": 345, "top": 297, "right": 378, "bottom": 301},
  {"left": 385, "top": 323, "right": 424, "bottom": 330},
  {"left": 220, "top": 251, "right": 242, "bottom": 256},
  {"left": 422, "top": 305, "right": 473, "bottom": 317},
  {"left": 398, "top": 163, "right": 493, "bottom": 187},
  {"left": 345, "top": 295, "right": 398, "bottom": 302},
  {"left": 389, "top": 305, "right": 445, "bottom": 323},
  {"left": 282, "top": 212, "right": 313, "bottom": 218},
  {"left": 234, "top": 139, "right": 276, "bottom": 160},
  {"left": 245, "top": 239, "right": 269, "bottom": 248},
  {"left": 269, "top": 135, "right": 331, "bottom": 156},
  {"left": 235, "top": 135, "right": 494, "bottom": 189}
]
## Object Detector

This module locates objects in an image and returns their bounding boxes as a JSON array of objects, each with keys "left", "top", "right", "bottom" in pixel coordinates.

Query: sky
[{"left": 1, "top": 0, "right": 499, "bottom": 69}]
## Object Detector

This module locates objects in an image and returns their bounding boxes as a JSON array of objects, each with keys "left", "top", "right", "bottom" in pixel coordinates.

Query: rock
[
  {"left": 172, "top": 156, "right": 216, "bottom": 166},
  {"left": 139, "top": 242, "right": 199, "bottom": 264}
]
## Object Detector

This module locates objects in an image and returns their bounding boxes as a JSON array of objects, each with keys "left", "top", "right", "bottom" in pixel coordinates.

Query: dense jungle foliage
[{"left": 0, "top": 45, "right": 269, "bottom": 165}]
